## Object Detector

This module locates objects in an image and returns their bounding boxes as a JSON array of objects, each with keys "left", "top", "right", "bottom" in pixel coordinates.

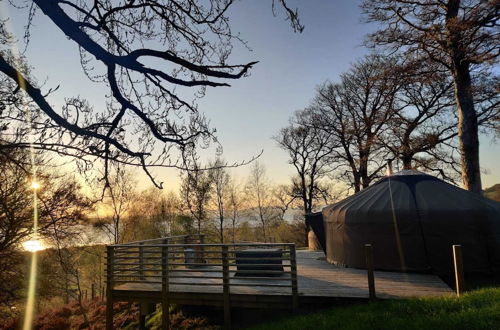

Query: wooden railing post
[
  {"left": 139, "top": 242, "right": 145, "bottom": 280},
  {"left": 290, "top": 244, "right": 299, "bottom": 312},
  {"left": 453, "top": 245, "right": 465, "bottom": 296},
  {"left": 197, "top": 234, "right": 206, "bottom": 264},
  {"left": 161, "top": 243, "right": 170, "bottom": 330},
  {"left": 365, "top": 244, "right": 376, "bottom": 300},
  {"left": 105, "top": 246, "right": 114, "bottom": 330},
  {"left": 139, "top": 303, "right": 148, "bottom": 330},
  {"left": 161, "top": 239, "right": 170, "bottom": 330},
  {"left": 222, "top": 245, "right": 231, "bottom": 329}
]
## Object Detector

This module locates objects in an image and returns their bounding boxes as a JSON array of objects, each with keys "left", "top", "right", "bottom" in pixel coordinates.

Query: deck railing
[{"left": 105, "top": 234, "right": 298, "bottom": 328}]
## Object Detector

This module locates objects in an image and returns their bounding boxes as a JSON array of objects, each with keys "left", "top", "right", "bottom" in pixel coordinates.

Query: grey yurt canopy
[{"left": 323, "top": 170, "right": 500, "bottom": 275}]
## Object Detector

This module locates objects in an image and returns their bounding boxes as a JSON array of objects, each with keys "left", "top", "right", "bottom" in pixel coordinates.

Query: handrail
[
  {"left": 112, "top": 243, "right": 295, "bottom": 248},
  {"left": 105, "top": 235, "right": 298, "bottom": 292},
  {"left": 106, "top": 234, "right": 299, "bottom": 329},
  {"left": 111, "top": 234, "right": 205, "bottom": 247}
]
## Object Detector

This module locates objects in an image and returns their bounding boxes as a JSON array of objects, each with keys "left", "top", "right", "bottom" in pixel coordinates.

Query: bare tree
[
  {"left": 227, "top": 177, "right": 244, "bottom": 243},
  {"left": 48, "top": 238, "right": 92, "bottom": 327},
  {"left": 245, "top": 161, "right": 279, "bottom": 242},
  {"left": 276, "top": 111, "right": 335, "bottom": 213},
  {"left": 272, "top": 184, "right": 297, "bottom": 222},
  {"left": 309, "top": 56, "right": 398, "bottom": 191},
  {"left": 275, "top": 109, "right": 336, "bottom": 244},
  {"left": 382, "top": 58, "right": 498, "bottom": 182},
  {"left": 209, "top": 158, "right": 231, "bottom": 243},
  {"left": 362, "top": 0, "right": 500, "bottom": 193},
  {"left": 0, "top": 150, "right": 92, "bottom": 310},
  {"left": 0, "top": 0, "right": 302, "bottom": 187},
  {"left": 0, "top": 152, "right": 91, "bottom": 251},
  {"left": 122, "top": 188, "right": 179, "bottom": 242},
  {"left": 97, "top": 163, "right": 136, "bottom": 244},
  {"left": 161, "top": 191, "right": 184, "bottom": 236},
  {"left": 383, "top": 61, "right": 460, "bottom": 181},
  {"left": 180, "top": 162, "right": 213, "bottom": 235}
]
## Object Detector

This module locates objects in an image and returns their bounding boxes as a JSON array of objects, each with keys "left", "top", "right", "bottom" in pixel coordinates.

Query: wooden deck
[{"left": 114, "top": 250, "right": 452, "bottom": 304}]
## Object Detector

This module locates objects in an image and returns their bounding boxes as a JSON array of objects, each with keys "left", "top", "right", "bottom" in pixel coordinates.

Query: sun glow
[
  {"left": 30, "top": 181, "right": 40, "bottom": 190},
  {"left": 0, "top": 4, "right": 42, "bottom": 329},
  {"left": 22, "top": 238, "right": 45, "bottom": 253}
]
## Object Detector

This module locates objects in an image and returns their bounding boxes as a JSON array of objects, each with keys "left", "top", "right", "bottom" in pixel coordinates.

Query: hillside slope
[{"left": 484, "top": 184, "right": 500, "bottom": 202}]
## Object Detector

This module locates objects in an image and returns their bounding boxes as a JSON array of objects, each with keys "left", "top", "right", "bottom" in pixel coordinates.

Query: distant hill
[{"left": 484, "top": 184, "right": 500, "bottom": 202}]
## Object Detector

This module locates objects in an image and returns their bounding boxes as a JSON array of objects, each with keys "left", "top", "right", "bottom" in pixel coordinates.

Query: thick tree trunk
[
  {"left": 453, "top": 63, "right": 482, "bottom": 193},
  {"left": 359, "top": 150, "right": 370, "bottom": 189},
  {"left": 401, "top": 155, "right": 412, "bottom": 170},
  {"left": 301, "top": 175, "right": 319, "bottom": 249},
  {"left": 303, "top": 198, "right": 320, "bottom": 250},
  {"left": 353, "top": 174, "right": 361, "bottom": 193},
  {"left": 301, "top": 197, "right": 309, "bottom": 246},
  {"left": 300, "top": 179, "right": 309, "bottom": 245}
]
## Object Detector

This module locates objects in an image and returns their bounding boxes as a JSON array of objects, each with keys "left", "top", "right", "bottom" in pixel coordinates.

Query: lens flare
[
  {"left": 23, "top": 252, "right": 38, "bottom": 330},
  {"left": 0, "top": 4, "right": 41, "bottom": 329},
  {"left": 22, "top": 239, "right": 45, "bottom": 253}
]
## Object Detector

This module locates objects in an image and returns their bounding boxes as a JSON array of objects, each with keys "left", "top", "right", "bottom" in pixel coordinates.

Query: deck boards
[
  {"left": 295, "top": 251, "right": 451, "bottom": 299},
  {"left": 114, "top": 250, "right": 452, "bottom": 302}
]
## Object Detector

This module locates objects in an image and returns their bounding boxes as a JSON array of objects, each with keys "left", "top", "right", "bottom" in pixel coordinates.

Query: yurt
[{"left": 320, "top": 170, "right": 500, "bottom": 275}]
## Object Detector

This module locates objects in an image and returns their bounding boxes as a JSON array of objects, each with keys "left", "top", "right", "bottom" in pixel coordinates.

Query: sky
[{"left": 2, "top": 0, "right": 499, "bottom": 192}]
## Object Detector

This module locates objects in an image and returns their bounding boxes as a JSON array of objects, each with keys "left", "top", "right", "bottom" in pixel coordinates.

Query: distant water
[{"left": 65, "top": 208, "right": 306, "bottom": 247}]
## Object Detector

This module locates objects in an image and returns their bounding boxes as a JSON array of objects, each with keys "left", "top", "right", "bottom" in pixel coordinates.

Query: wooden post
[
  {"left": 197, "top": 234, "right": 206, "bottom": 264},
  {"left": 365, "top": 244, "right": 376, "bottom": 300},
  {"left": 222, "top": 245, "right": 231, "bottom": 329},
  {"left": 139, "top": 302, "right": 148, "bottom": 330},
  {"left": 453, "top": 245, "right": 465, "bottom": 296},
  {"left": 161, "top": 243, "right": 170, "bottom": 329},
  {"left": 106, "top": 246, "right": 114, "bottom": 330},
  {"left": 139, "top": 242, "right": 145, "bottom": 280},
  {"left": 289, "top": 244, "right": 299, "bottom": 312}
]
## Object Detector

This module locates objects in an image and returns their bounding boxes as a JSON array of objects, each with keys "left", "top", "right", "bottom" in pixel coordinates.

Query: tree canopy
[
  {"left": 0, "top": 0, "right": 302, "bottom": 188},
  {"left": 362, "top": 0, "right": 499, "bottom": 192}
]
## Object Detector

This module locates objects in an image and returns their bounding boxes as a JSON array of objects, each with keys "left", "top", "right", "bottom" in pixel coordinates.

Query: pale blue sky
[{"left": 2, "top": 0, "right": 499, "bottom": 191}]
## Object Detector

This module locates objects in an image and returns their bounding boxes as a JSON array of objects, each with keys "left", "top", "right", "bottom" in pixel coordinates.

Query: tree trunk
[
  {"left": 353, "top": 173, "right": 361, "bottom": 193},
  {"left": 359, "top": 153, "right": 368, "bottom": 189},
  {"left": 360, "top": 165, "right": 370, "bottom": 189},
  {"left": 232, "top": 219, "right": 236, "bottom": 244},
  {"left": 401, "top": 155, "right": 412, "bottom": 169},
  {"left": 259, "top": 210, "right": 267, "bottom": 243},
  {"left": 219, "top": 215, "right": 224, "bottom": 243},
  {"left": 197, "top": 210, "right": 202, "bottom": 235},
  {"left": 302, "top": 196, "right": 309, "bottom": 245},
  {"left": 453, "top": 62, "right": 482, "bottom": 193},
  {"left": 303, "top": 198, "right": 320, "bottom": 251}
]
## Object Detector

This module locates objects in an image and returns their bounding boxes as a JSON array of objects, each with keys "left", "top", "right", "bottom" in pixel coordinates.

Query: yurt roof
[{"left": 323, "top": 170, "right": 500, "bottom": 220}]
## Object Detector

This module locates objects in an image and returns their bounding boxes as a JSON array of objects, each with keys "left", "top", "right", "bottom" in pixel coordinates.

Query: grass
[{"left": 249, "top": 287, "right": 500, "bottom": 330}]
